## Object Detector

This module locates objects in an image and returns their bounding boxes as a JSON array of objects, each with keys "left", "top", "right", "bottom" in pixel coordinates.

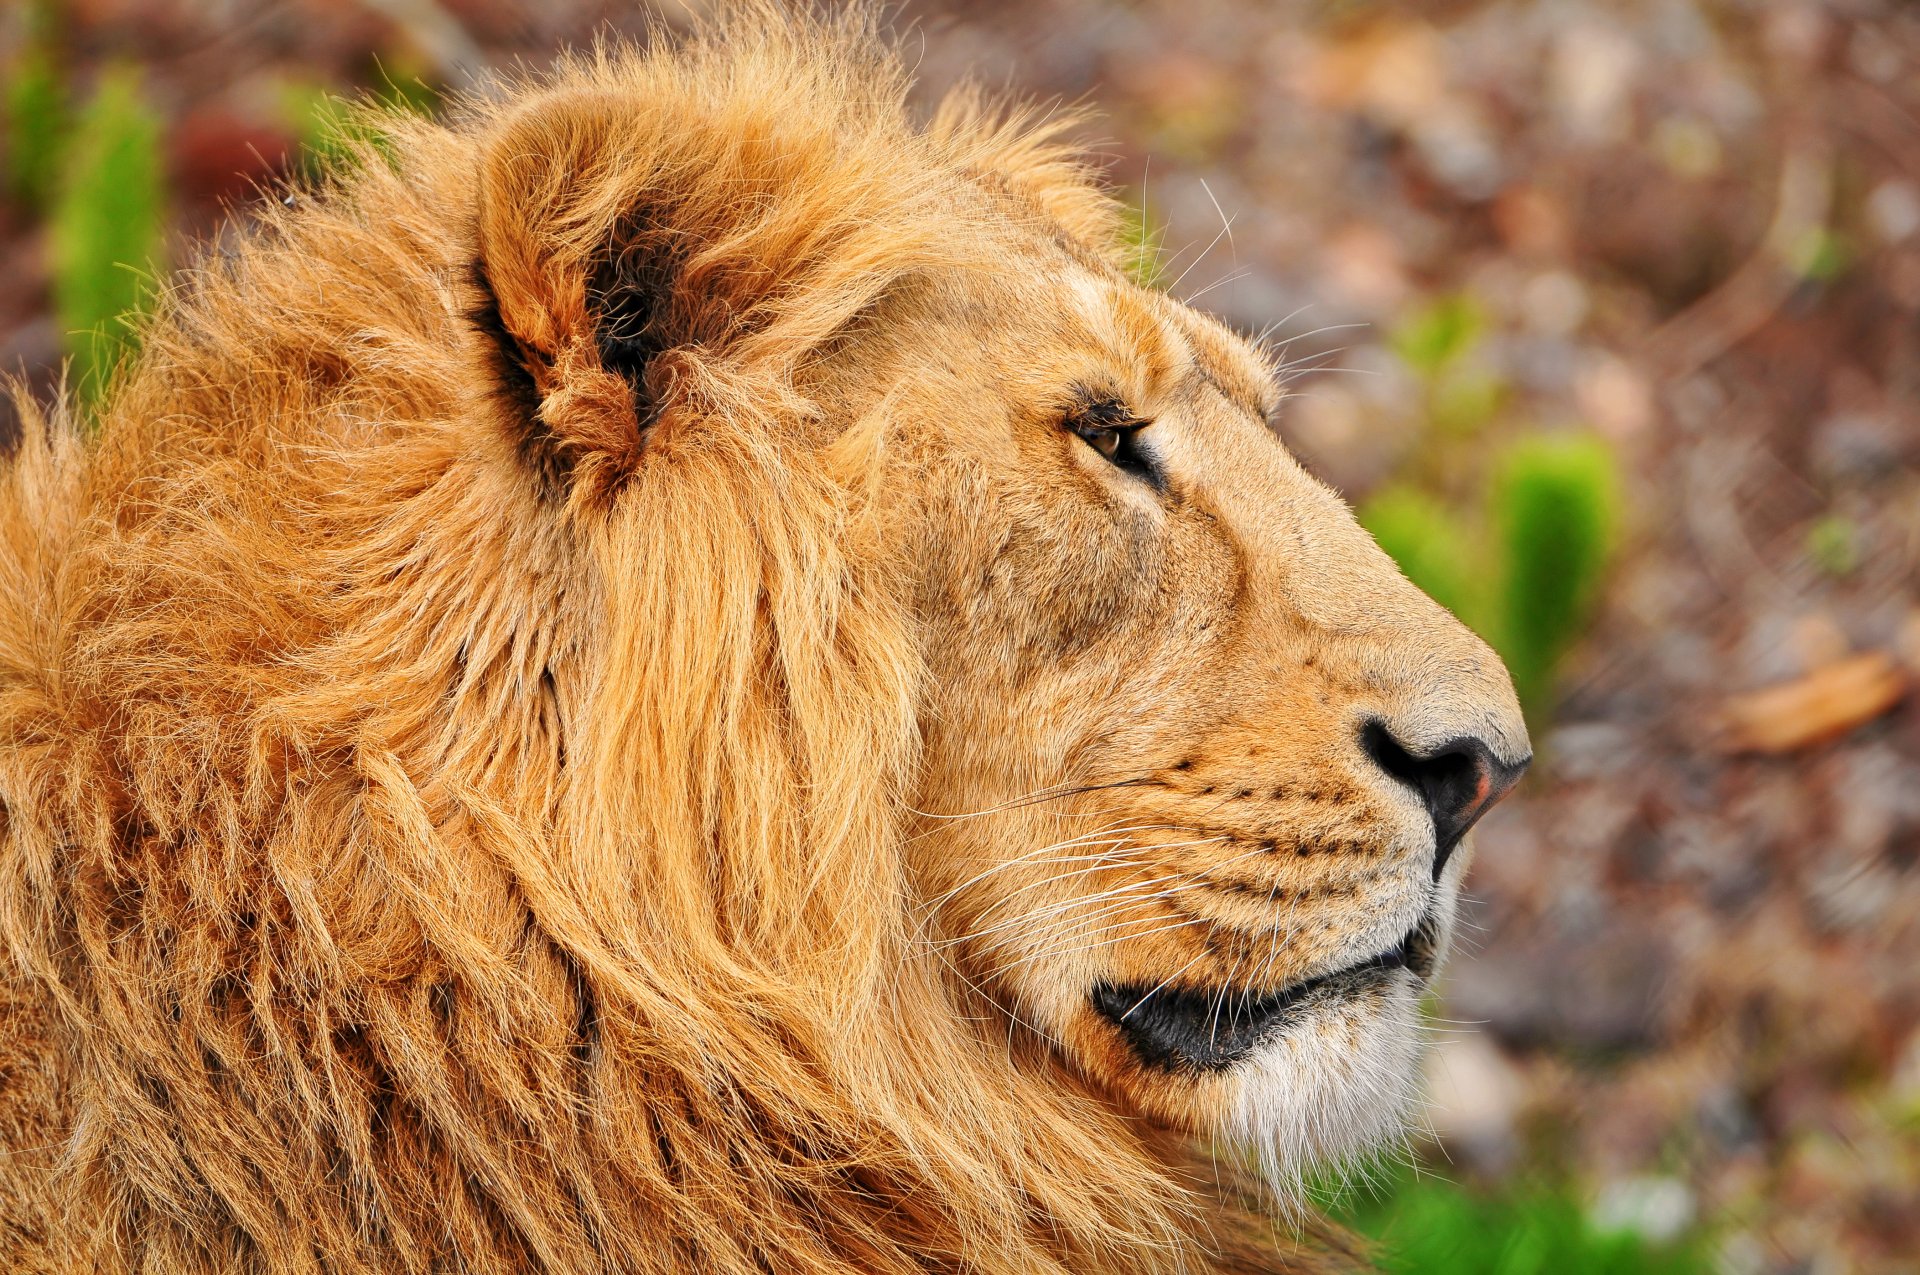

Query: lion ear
[
  {"left": 474, "top": 71, "right": 919, "bottom": 495},
  {"left": 473, "top": 87, "right": 695, "bottom": 497}
]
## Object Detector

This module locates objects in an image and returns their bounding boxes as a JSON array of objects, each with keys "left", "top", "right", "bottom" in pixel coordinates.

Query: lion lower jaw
[{"left": 1225, "top": 976, "right": 1425, "bottom": 1205}]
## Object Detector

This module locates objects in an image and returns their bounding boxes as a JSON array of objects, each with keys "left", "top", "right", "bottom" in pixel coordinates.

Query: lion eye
[
  {"left": 1083, "top": 426, "right": 1123, "bottom": 460},
  {"left": 1065, "top": 397, "right": 1158, "bottom": 487}
]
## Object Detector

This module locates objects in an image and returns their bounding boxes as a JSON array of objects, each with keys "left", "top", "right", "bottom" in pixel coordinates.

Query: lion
[{"left": 0, "top": 8, "right": 1530, "bottom": 1272}]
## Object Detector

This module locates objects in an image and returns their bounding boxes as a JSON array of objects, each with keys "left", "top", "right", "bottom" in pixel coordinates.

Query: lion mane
[{"left": 0, "top": 9, "right": 1367, "bottom": 1273}]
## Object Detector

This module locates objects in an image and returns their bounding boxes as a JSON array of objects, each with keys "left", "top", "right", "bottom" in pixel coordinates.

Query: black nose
[{"left": 1361, "top": 720, "right": 1530, "bottom": 880}]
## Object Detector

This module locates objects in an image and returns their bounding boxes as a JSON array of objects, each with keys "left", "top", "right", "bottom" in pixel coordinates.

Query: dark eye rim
[{"left": 1063, "top": 396, "right": 1160, "bottom": 489}]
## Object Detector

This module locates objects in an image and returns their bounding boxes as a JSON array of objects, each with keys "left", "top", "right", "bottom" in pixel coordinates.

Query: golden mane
[{"left": 0, "top": 9, "right": 1356, "bottom": 1272}]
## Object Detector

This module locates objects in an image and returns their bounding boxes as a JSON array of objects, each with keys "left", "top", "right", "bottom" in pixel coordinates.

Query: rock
[
  {"left": 1591, "top": 1173, "right": 1696, "bottom": 1245},
  {"left": 1420, "top": 1029, "right": 1525, "bottom": 1174}
]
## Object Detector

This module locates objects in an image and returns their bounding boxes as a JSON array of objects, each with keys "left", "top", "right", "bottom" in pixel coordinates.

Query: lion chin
[{"left": 0, "top": 6, "right": 1528, "bottom": 1274}]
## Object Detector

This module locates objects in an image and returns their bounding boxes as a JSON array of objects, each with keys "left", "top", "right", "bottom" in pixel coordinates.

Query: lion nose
[{"left": 1361, "top": 719, "right": 1530, "bottom": 880}]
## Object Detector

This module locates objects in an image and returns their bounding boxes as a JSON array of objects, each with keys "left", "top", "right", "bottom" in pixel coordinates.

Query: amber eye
[
  {"left": 1082, "top": 425, "right": 1123, "bottom": 460},
  {"left": 1064, "top": 397, "right": 1158, "bottom": 487}
]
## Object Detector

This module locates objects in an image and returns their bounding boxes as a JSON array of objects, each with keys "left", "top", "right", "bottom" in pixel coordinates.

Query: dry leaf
[{"left": 1718, "top": 650, "right": 1909, "bottom": 754}]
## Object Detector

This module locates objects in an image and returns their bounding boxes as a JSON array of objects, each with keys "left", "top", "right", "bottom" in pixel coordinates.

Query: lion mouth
[{"left": 1090, "top": 909, "right": 1440, "bottom": 1073}]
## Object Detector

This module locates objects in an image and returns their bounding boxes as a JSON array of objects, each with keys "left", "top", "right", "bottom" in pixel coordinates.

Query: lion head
[{"left": 0, "top": 9, "right": 1527, "bottom": 1273}]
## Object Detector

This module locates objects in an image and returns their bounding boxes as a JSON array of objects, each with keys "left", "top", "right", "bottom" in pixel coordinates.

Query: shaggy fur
[{"left": 0, "top": 8, "right": 1526, "bottom": 1272}]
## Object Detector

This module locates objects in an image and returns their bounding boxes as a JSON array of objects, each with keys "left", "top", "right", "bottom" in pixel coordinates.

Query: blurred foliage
[
  {"left": 282, "top": 69, "right": 439, "bottom": 182},
  {"left": 1389, "top": 293, "right": 1485, "bottom": 377},
  {"left": 49, "top": 65, "right": 167, "bottom": 404},
  {"left": 1333, "top": 1169, "right": 1708, "bottom": 1275},
  {"left": 1786, "top": 225, "right": 1849, "bottom": 283},
  {"left": 1390, "top": 295, "right": 1508, "bottom": 436},
  {"left": 1361, "top": 293, "right": 1619, "bottom": 722},
  {"left": 4, "top": 1, "right": 68, "bottom": 211},
  {"left": 6, "top": 27, "right": 439, "bottom": 408},
  {"left": 1359, "top": 484, "right": 1479, "bottom": 627},
  {"left": 1428, "top": 363, "right": 1508, "bottom": 439},
  {"left": 1489, "top": 435, "right": 1620, "bottom": 715},
  {"left": 1806, "top": 513, "right": 1860, "bottom": 578}
]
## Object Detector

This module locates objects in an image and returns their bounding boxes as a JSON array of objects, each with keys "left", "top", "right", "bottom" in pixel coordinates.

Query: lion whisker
[
  {"left": 978, "top": 917, "right": 1217, "bottom": 984},
  {"left": 943, "top": 839, "right": 1285, "bottom": 954},
  {"left": 949, "top": 831, "right": 1228, "bottom": 916},
  {"left": 933, "top": 873, "right": 1199, "bottom": 951},
  {"left": 921, "top": 942, "right": 1070, "bottom": 1054},
  {"left": 911, "top": 849, "right": 1147, "bottom": 937},
  {"left": 938, "top": 834, "right": 1260, "bottom": 943},
  {"left": 975, "top": 883, "right": 1205, "bottom": 946},
  {"left": 1246, "top": 303, "right": 1338, "bottom": 355},
  {"left": 1207, "top": 931, "right": 1255, "bottom": 1051},
  {"left": 915, "top": 820, "right": 1202, "bottom": 911},
  {"left": 1179, "top": 268, "right": 1251, "bottom": 308},
  {"left": 1253, "top": 873, "right": 1308, "bottom": 989},
  {"left": 1168, "top": 205, "right": 1237, "bottom": 294},
  {"left": 1274, "top": 347, "right": 1357, "bottom": 384},
  {"left": 1267, "top": 319, "right": 1368, "bottom": 352},
  {"left": 900, "top": 777, "right": 1156, "bottom": 831},
  {"left": 911, "top": 841, "right": 1165, "bottom": 940},
  {"left": 924, "top": 872, "right": 1185, "bottom": 952},
  {"left": 1107, "top": 948, "right": 1214, "bottom": 1023}
]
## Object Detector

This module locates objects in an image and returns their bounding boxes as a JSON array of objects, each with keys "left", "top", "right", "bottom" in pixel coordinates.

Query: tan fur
[{"left": 0, "top": 9, "right": 1524, "bottom": 1272}]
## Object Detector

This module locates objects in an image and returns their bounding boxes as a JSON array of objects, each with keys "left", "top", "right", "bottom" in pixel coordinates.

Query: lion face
[{"left": 839, "top": 234, "right": 1530, "bottom": 1184}]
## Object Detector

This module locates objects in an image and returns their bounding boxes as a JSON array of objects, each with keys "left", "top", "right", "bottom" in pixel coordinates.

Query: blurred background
[{"left": 3, "top": 0, "right": 1918, "bottom": 1270}]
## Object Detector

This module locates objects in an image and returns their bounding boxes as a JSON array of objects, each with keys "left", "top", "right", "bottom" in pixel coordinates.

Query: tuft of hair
[{"left": 0, "top": 6, "right": 1353, "bottom": 1272}]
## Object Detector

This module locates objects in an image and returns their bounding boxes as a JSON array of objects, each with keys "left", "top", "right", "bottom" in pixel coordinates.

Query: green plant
[
  {"left": 1367, "top": 284, "right": 1623, "bottom": 723},
  {"left": 1785, "top": 225, "right": 1848, "bottom": 283},
  {"left": 1389, "top": 293, "right": 1486, "bottom": 378},
  {"left": 1360, "top": 429, "right": 1619, "bottom": 720},
  {"left": 285, "top": 86, "right": 383, "bottom": 180},
  {"left": 1427, "top": 362, "right": 1508, "bottom": 437},
  {"left": 1337, "top": 1171, "right": 1708, "bottom": 1275},
  {"left": 1806, "top": 513, "right": 1859, "bottom": 578},
  {"left": 3, "top": 0, "right": 68, "bottom": 210},
  {"left": 1488, "top": 434, "right": 1618, "bottom": 715},
  {"left": 49, "top": 65, "right": 166, "bottom": 403},
  {"left": 1388, "top": 291, "right": 1509, "bottom": 441},
  {"left": 1358, "top": 484, "right": 1479, "bottom": 627}
]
